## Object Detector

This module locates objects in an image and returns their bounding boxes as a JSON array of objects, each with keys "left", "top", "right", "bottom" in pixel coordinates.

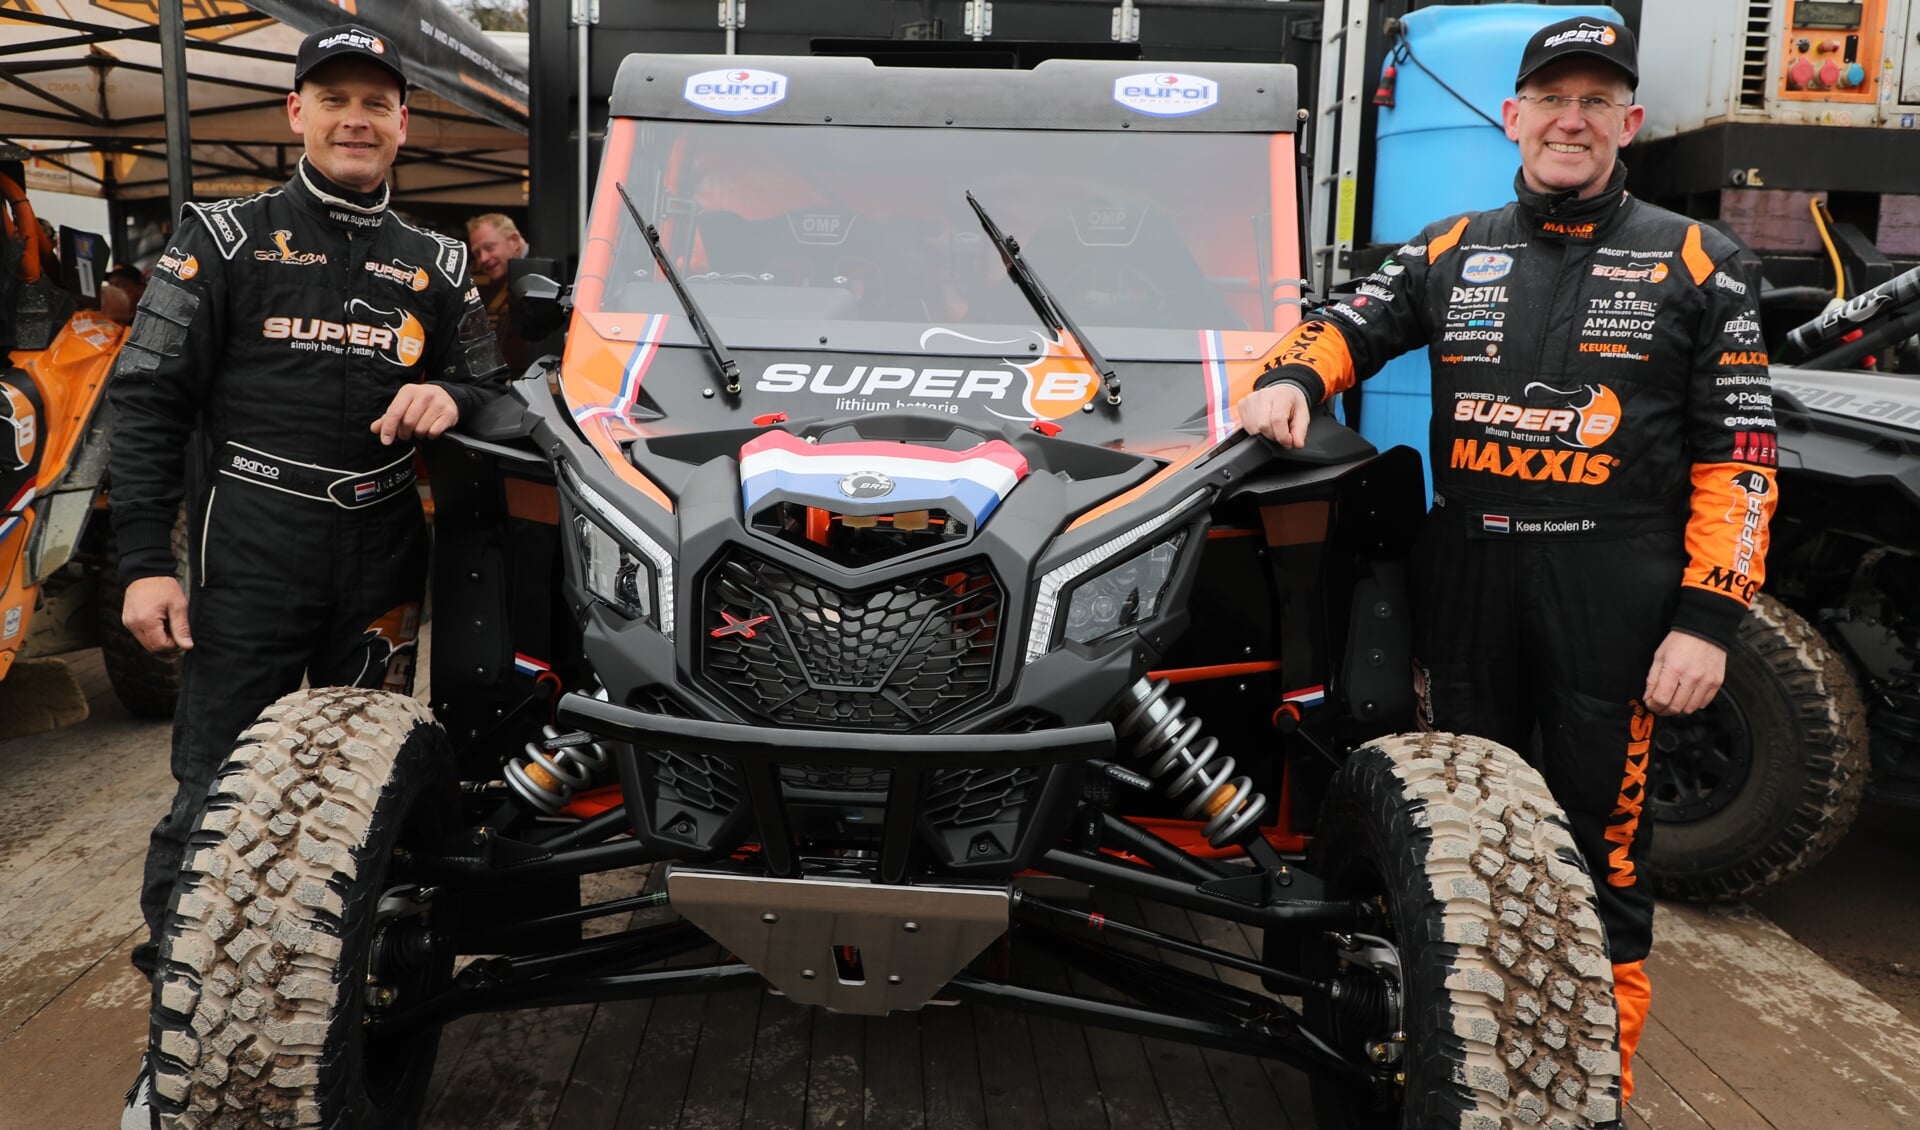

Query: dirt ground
[{"left": 1752, "top": 798, "right": 1920, "bottom": 1026}]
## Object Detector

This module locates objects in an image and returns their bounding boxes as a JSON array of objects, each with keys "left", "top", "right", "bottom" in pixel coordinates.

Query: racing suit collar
[
  {"left": 290, "top": 157, "right": 390, "bottom": 228},
  {"left": 1513, "top": 160, "right": 1629, "bottom": 242}
]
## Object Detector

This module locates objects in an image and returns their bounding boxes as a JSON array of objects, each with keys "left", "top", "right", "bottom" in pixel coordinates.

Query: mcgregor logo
[{"left": 262, "top": 300, "right": 425, "bottom": 367}]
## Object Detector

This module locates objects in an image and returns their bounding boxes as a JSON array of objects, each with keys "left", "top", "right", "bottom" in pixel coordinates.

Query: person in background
[
  {"left": 468, "top": 211, "right": 533, "bottom": 373},
  {"left": 112, "top": 23, "right": 506, "bottom": 1126},
  {"left": 1237, "top": 15, "right": 1778, "bottom": 1112},
  {"left": 100, "top": 264, "right": 145, "bottom": 325}
]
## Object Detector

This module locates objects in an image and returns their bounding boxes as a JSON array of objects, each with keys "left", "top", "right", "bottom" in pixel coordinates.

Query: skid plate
[{"left": 665, "top": 866, "right": 1009, "bottom": 1014}]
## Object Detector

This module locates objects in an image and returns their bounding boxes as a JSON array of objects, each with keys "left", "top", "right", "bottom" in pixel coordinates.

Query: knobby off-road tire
[
  {"left": 148, "top": 687, "right": 458, "bottom": 1129},
  {"left": 1649, "top": 594, "right": 1870, "bottom": 902},
  {"left": 1306, "top": 732, "right": 1621, "bottom": 1130},
  {"left": 97, "top": 506, "right": 188, "bottom": 718}
]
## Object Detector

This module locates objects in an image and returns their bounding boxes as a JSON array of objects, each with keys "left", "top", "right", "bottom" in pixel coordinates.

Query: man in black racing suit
[
  {"left": 1239, "top": 17, "right": 1777, "bottom": 1104},
  {"left": 110, "top": 26, "right": 505, "bottom": 1120}
]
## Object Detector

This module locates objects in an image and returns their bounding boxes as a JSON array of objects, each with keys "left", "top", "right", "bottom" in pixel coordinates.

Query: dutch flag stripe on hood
[{"left": 738, "top": 430, "right": 1029, "bottom": 527}]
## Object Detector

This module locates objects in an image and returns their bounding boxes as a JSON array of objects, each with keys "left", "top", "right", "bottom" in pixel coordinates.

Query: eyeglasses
[{"left": 1517, "top": 93, "right": 1631, "bottom": 117}]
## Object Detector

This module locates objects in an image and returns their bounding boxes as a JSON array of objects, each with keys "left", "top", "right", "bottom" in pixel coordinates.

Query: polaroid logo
[
  {"left": 684, "top": 68, "right": 788, "bottom": 114},
  {"left": 1543, "top": 23, "right": 1618, "bottom": 49},
  {"left": 1113, "top": 73, "right": 1219, "bottom": 117}
]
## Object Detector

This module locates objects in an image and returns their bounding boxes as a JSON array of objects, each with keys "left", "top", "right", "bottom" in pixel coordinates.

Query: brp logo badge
[{"left": 839, "top": 471, "right": 895, "bottom": 500}]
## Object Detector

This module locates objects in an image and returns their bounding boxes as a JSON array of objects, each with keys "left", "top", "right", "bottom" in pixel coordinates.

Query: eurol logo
[
  {"left": 1113, "top": 72, "right": 1218, "bottom": 117},
  {"left": 684, "top": 68, "right": 788, "bottom": 114}
]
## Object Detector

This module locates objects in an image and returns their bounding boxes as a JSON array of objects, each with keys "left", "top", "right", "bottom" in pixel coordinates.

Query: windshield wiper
[
  {"left": 965, "top": 190, "right": 1122, "bottom": 409},
  {"left": 614, "top": 181, "right": 741, "bottom": 397}
]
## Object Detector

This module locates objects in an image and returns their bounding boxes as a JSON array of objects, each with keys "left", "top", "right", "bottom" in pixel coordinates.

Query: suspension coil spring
[
  {"left": 505, "top": 725, "right": 611, "bottom": 815},
  {"left": 1114, "top": 677, "right": 1269, "bottom": 848}
]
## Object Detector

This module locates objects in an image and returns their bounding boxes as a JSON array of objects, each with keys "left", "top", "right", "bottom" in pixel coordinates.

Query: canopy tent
[{"left": 0, "top": 0, "right": 529, "bottom": 208}]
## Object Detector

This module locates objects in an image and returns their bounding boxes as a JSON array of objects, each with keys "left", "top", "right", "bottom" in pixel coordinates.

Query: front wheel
[
  {"left": 148, "top": 688, "right": 458, "bottom": 1129},
  {"left": 1304, "top": 732, "right": 1621, "bottom": 1129}
]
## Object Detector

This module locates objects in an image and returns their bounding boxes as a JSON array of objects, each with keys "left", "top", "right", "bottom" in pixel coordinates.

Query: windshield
[{"left": 576, "top": 119, "right": 1298, "bottom": 356}]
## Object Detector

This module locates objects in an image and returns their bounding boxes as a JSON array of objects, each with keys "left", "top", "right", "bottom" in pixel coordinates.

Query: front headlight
[
  {"left": 1025, "top": 489, "right": 1205, "bottom": 663},
  {"left": 1062, "top": 534, "right": 1185, "bottom": 645},
  {"left": 564, "top": 465, "right": 677, "bottom": 640}
]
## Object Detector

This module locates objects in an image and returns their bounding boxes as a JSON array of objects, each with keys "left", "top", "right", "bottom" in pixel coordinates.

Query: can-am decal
[
  {"left": 1113, "top": 73, "right": 1218, "bottom": 118},
  {"left": 684, "top": 68, "right": 788, "bottom": 115}
]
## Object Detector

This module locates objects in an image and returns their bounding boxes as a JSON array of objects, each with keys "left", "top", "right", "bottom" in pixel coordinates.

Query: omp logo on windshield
[
  {"left": 1545, "top": 23, "right": 1617, "bottom": 48},
  {"left": 684, "top": 68, "right": 788, "bottom": 114},
  {"left": 255, "top": 230, "right": 327, "bottom": 266},
  {"left": 262, "top": 300, "right": 425, "bottom": 367},
  {"left": 365, "top": 259, "right": 430, "bottom": 291},
  {"left": 1113, "top": 72, "right": 1219, "bottom": 117}
]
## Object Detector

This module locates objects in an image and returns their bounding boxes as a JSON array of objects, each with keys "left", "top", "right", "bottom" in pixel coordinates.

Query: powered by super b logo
[
  {"left": 1113, "top": 73, "right": 1219, "bottom": 117},
  {"left": 684, "top": 68, "right": 788, "bottom": 114}
]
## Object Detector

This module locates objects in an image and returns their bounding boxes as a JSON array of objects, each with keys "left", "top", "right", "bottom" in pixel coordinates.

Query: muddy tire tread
[
  {"left": 1320, "top": 732, "right": 1620, "bottom": 1129},
  {"left": 148, "top": 687, "right": 438, "bottom": 1129},
  {"left": 1654, "top": 594, "right": 1870, "bottom": 902}
]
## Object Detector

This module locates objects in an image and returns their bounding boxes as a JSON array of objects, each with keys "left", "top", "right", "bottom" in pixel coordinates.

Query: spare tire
[{"left": 1648, "top": 594, "right": 1869, "bottom": 902}]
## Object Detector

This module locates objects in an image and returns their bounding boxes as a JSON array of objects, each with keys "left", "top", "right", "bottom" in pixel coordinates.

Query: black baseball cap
[
  {"left": 293, "top": 24, "right": 409, "bottom": 96},
  {"left": 1515, "top": 16, "right": 1639, "bottom": 91}
]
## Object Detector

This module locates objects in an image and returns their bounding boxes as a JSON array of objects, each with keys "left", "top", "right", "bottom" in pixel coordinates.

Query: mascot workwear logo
[
  {"left": 1545, "top": 23, "right": 1618, "bottom": 48},
  {"left": 365, "top": 258, "right": 430, "bottom": 291},
  {"left": 1113, "top": 73, "right": 1219, "bottom": 117},
  {"left": 1460, "top": 252, "right": 1514, "bottom": 283},
  {"left": 255, "top": 230, "right": 327, "bottom": 266},
  {"left": 2, "top": 381, "right": 36, "bottom": 471},
  {"left": 684, "top": 68, "right": 788, "bottom": 114},
  {"left": 262, "top": 300, "right": 426, "bottom": 367}
]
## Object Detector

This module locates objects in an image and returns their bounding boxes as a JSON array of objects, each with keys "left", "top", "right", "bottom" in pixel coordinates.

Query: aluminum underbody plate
[{"left": 665, "top": 866, "right": 1010, "bottom": 1015}]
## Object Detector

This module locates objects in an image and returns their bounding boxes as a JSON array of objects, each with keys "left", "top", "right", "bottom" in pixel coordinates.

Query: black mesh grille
[
  {"left": 700, "top": 550, "right": 1001, "bottom": 731},
  {"left": 924, "top": 766, "right": 1042, "bottom": 827},
  {"left": 632, "top": 687, "right": 740, "bottom": 816}
]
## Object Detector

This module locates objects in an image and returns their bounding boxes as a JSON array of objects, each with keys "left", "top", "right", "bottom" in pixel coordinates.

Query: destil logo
[
  {"left": 684, "top": 68, "right": 788, "bottom": 115},
  {"left": 1113, "top": 73, "right": 1219, "bottom": 117}
]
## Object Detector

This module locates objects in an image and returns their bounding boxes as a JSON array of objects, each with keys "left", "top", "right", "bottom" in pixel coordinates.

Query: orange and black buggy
[{"left": 141, "top": 56, "right": 1626, "bottom": 1129}]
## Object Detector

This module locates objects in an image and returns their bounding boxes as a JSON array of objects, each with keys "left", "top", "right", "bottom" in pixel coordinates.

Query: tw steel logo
[
  {"left": 261, "top": 300, "right": 425, "bottom": 367},
  {"left": 711, "top": 611, "right": 771, "bottom": 640}
]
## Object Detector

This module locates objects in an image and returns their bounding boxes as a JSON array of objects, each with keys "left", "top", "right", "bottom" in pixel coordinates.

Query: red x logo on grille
[{"left": 711, "top": 611, "right": 771, "bottom": 640}]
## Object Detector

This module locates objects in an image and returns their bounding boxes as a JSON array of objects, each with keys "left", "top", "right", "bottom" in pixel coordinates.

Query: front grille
[
  {"left": 924, "top": 766, "right": 1042, "bottom": 827},
  {"left": 633, "top": 686, "right": 740, "bottom": 816},
  {"left": 700, "top": 550, "right": 1001, "bottom": 731}
]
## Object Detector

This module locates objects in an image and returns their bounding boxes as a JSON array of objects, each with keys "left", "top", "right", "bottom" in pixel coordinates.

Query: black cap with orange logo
[
  {"left": 1515, "top": 16, "right": 1639, "bottom": 91},
  {"left": 293, "top": 24, "right": 409, "bottom": 97}
]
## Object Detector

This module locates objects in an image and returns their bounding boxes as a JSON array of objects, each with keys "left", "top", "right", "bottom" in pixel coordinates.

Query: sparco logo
[
  {"left": 230, "top": 455, "right": 280, "bottom": 480},
  {"left": 1543, "top": 23, "right": 1617, "bottom": 48},
  {"left": 838, "top": 471, "right": 895, "bottom": 500}
]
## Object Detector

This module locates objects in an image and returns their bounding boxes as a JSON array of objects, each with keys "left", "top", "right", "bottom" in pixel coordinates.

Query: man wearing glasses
[{"left": 1239, "top": 15, "right": 1778, "bottom": 1101}]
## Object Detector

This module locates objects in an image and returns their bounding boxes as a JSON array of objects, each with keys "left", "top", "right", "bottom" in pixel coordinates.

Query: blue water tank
[{"left": 1361, "top": 3, "right": 1622, "bottom": 490}]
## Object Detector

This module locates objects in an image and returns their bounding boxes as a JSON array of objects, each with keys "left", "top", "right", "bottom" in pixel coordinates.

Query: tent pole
[
  {"left": 574, "top": 0, "right": 598, "bottom": 249},
  {"left": 159, "top": 0, "right": 193, "bottom": 218}
]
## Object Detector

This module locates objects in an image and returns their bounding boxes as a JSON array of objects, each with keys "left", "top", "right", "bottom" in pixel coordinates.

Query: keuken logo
[
  {"left": 1113, "top": 72, "right": 1219, "bottom": 117},
  {"left": 684, "top": 68, "right": 788, "bottom": 114}
]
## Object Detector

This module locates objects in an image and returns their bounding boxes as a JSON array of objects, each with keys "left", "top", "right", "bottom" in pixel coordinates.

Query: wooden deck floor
[{"left": 3, "top": 650, "right": 1918, "bottom": 1129}]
